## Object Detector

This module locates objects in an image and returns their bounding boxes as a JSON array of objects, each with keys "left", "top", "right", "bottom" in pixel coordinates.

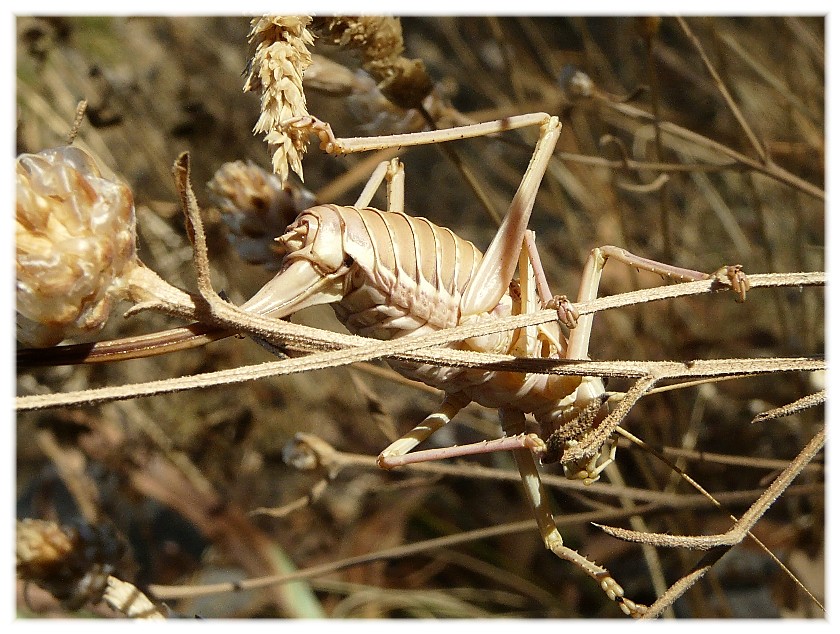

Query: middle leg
[{"left": 568, "top": 245, "right": 748, "bottom": 360}]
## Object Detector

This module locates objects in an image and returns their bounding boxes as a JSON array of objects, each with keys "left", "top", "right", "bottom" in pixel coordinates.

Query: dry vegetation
[{"left": 15, "top": 16, "right": 824, "bottom": 618}]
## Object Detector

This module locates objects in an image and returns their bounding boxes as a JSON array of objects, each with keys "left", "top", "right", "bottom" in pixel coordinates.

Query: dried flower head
[
  {"left": 310, "top": 16, "right": 433, "bottom": 110},
  {"left": 207, "top": 160, "right": 316, "bottom": 270},
  {"left": 16, "top": 518, "right": 130, "bottom": 610},
  {"left": 244, "top": 16, "right": 315, "bottom": 184},
  {"left": 16, "top": 146, "right": 138, "bottom": 347},
  {"left": 16, "top": 518, "right": 75, "bottom": 576}
]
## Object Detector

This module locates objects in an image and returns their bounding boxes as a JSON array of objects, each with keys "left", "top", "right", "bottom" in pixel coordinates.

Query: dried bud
[
  {"left": 558, "top": 65, "right": 594, "bottom": 99},
  {"left": 207, "top": 160, "right": 316, "bottom": 270},
  {"left": 16, "top": 146, "right": 138, "bottom": 347}
]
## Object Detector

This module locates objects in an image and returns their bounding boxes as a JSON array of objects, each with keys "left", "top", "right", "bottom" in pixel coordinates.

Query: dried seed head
[
  {"left": 306, "top": 54, "right": 454, "bottom": 135},
  {"left": 16, "top": 519, "right": 75, "bottom": 577},
  {"left": 207, "top": 160, "right": 316, "bottom": 270},
  {"left": 244, "top": 15, "right": 315, "bottom": 184},
  {"left": 16, "top": 146, "right": 138, "bottom": 347},
  {"left": 17, "top": 518, "right": 131, "bottom": 610},
  {"left": 310, "top": 16, "right": 434, "bottom": 110}
]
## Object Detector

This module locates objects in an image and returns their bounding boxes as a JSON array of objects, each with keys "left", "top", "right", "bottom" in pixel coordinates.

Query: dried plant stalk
[
  {"left": 596, "top": 427, "right": 825, "bottom": 549},
  {"left": 14, "top": 162, "right": 825, "bottom": 414}
]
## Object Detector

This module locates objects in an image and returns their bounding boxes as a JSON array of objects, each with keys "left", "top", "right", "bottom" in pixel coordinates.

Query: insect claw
[
  {"left": 600, "top": 577, "right": 620, "bottom": 601},
  {"left": 523, "top": 433, "right": 548, "bottom": 454},
  {"left": 546, "top": 294, "right": 579, "bottom": 329},
  {"left": 280, "top": 115, "right": 342, "bottom": 155},
  {"left": 711, "top": 264, "right": 750, "bottom": 302}
]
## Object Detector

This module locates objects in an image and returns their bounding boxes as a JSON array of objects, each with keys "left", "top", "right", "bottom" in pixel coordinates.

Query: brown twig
[{"left": 676, "top": 17, "right": 768, "bottom": 164}]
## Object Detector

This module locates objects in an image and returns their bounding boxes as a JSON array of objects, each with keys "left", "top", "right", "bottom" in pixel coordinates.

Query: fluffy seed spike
[{"left": 244, "top": 16, "right": 316, "bottom": 184}]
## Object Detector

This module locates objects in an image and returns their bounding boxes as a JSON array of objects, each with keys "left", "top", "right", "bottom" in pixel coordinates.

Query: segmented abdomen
[
  {"left": 278, "top": 204, "right": 593, "bottom": 426},
  {"left": 305, "top": 205, "right": 485, "bottom": 340}
]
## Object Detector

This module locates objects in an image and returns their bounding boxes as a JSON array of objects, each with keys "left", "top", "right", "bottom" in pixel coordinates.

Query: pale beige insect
[{"left": 231, "top": 112, "right": 749, "bottom": 617}]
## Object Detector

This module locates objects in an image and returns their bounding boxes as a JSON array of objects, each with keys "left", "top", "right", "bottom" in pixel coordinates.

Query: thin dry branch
[
  {"left": 18, "top": 269, "right": 821, "bottom": 369},
  {"left": 608, "top": 426, "right": 827, "bottom": 616},
  {"left": 16, "top": 278, "right": 824, "bottom": 413},
  {"left": 273, "top": 432, "right": 821, "bottom": 508},
  {"left": 146, "top": 478, "right": 821, "bottom": 604},
  {"left": 641, "top": 565, "right": 714, "bottom": 620},
  {"left": 15, "top": 347, "right": 823, "bottom": 414},
  {"left": 596, "top": 427, "right": 825, "bottom": 549},
  {"left": 601, "top": 99, "right": 824, "bottom": 200},
  {"left": 751, "top": 390, "right": 825, "bottom": 424},
  {"left": 16, "top": 273, "right": 824, "bottom": 412}
]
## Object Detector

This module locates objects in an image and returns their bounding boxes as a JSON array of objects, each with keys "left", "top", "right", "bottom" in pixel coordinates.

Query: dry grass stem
[
  {"left": 15, "top": 333, "right": 824, "bottom": 414},
  {"left": 147, "top": 477, "right": 820, "bottom": 604},
  {"left": 602, "top": 100, "right": 824, "bottom": 200},
  {"left": 598, "top": 428, "right": 824, "bottom": 549},
  {"left": 751, "top": 390, "right": 825, "bottom": 424},
  {"left": 610, "top": 425, "right": 825, "bottom": 613},
  {"left": 675, "top": 17, "right": 768, "bottom": 164}
]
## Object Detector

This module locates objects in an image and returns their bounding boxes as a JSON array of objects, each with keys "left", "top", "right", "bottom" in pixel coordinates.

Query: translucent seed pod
[
  {"left": 207, "top": 160, "right": 316, "bottom": 271},
  {"left": 16, "top": 146, "right": 138, "bottom": 347}
]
